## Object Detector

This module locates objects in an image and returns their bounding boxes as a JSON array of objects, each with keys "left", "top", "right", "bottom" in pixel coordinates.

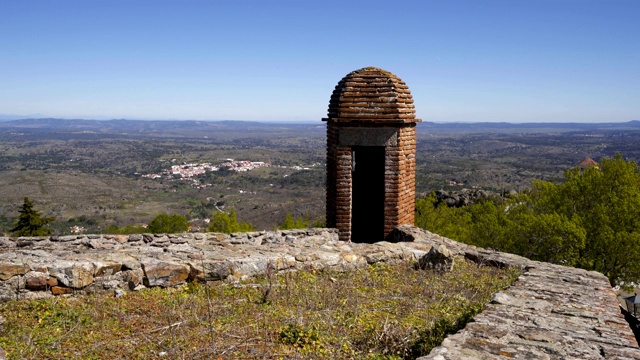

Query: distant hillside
[
  {"left": 417, "top": 120, "right": 640, "bottom": 134},
  {"left": 0, "top": 118, "right": 274, "bottom": 130},
  {"left": 2, "top": 118, "right": 639, "bottom": 136},
  {"left": 5, "top": 118, "right": 640, "bottom": 132},
  {"left": 0, "top": 118, "right": 325, "bottom": 139}
]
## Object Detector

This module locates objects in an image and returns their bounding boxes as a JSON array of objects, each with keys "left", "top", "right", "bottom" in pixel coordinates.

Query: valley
[{"left": 1, "top": 119, "right": 639, "bottom": 235}]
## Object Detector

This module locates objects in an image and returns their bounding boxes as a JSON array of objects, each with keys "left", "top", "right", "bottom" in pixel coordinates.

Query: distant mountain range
[
  {"left": 0, "top": 118, "right": 267, "bottom": 129},
  {"left": 418, "top": 120, "right": 640, "bottom": 133},
  {"left": 1, "top": 118, "right": 639, "bottom": 135},
  {"left": 0, "top": 118, "right": 326, "bottom": 138},
  {"left": 0, "top": 113, "right": 55, "bottom": 121},
  {"left": 0, "top": 118, "right": 325, "bottom": 130}
]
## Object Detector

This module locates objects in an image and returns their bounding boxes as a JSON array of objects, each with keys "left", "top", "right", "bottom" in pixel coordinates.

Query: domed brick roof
[{"left": 326, "top": 67, "right": 420, "bottom": 123}]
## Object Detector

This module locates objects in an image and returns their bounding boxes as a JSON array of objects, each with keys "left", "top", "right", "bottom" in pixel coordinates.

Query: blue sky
[{"left": 1, "top": 0, "right": 638, "bottom": 122}]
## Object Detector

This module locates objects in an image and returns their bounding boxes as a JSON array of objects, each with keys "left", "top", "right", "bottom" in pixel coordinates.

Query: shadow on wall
[{"left": 622, "top": 308, "right": 640, "bottom": 346}]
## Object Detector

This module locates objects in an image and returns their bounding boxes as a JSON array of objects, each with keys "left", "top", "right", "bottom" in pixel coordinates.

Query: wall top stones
[
  {"left": 1, "top": 227, "right": 639, "bottom": 359},
  {"left": 324, "top": 67, "right": 421, "bottom": 124}
]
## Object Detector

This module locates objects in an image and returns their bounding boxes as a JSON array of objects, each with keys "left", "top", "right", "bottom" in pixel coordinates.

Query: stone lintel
[{"left": 338, "top": 127, "right": 398, "bottom": 147}]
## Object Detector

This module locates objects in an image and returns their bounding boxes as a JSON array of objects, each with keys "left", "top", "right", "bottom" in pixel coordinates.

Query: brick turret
[{"left": 323, "top": 67, "right": 421, "bottom": 242}]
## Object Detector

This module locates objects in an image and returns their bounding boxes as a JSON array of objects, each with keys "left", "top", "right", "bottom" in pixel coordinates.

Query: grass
[{"left": 0, "top": 259, "right": 519, "bottom": 359}]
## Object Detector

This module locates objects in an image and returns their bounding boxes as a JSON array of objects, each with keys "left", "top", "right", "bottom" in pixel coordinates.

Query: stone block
[
  {"left": 0, "top": 262, "right": 29, "bottom": 281},
  {"left": 418, "top": 245, "right": 454, "bottom": 272},
  {"left": 128, "top": 234, "right": 143, "bottom": 242},
  {"left": 141, "top": 258, "right": 190, "bottom": 288},
  {"left": 24, "top": 271, "right": 51, "bottom": 291},
  {"left": 51, "top": 286, "right": 73, "bottom": 295},
  {"left": 49, "top": 261, "right": 95, "bottom": 289}
]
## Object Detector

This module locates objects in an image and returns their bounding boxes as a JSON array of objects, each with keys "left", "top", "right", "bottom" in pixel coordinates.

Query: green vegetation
[
  {"left": 0, "top": 214, "right": 12, "bottom": 235},
  {"left": 104, "top": 213, "right": 191, "bottom": 234},
  {"left": 10, "top": 197, "right": 55, "bottom": 236},
  {"left": 147, "top": 213, "right": 189, "bottom": 234},
  {"left": 3, "top": 120, "right": 640, "bottom": 233},
  {"left": 0, "top": 260, "right": 519, "bottom": 359},
  {"left": 277, "top": 212, "right": 326, "bottom": 230},
  {"left": 103, "top": 224, "right": 147, "bottom": 235},
  {"left": 0, "top": 128, "right": 325, "bottom": 233},
  {"left": 186, "top": 197, "right": 216, "bottom": 219},
  {"left": 416, "top": 154, "right": 640, "bottom": 286},
  {"left": 207, "top": 209, "right": 254, "bottom": 233}
]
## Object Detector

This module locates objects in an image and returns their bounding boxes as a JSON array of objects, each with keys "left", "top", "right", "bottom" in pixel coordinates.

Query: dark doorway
[{"left": 351, "top": 146, "right": 385, "bottom": 243}]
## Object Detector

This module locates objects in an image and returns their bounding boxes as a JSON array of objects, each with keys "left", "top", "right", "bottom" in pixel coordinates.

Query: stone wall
[
  {"left": 390, "top": 227, "right": 640, "bottom": 359},
  {"left": 0, "top": 228, "right": 432, "bottom": 301},
  {"left": 1, "top": 227, "right": 639, "bottom": 358}
]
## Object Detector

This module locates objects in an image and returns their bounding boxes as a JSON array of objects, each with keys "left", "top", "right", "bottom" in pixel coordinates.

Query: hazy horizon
[{"left": 1, "top": 114, "right": 638, "bottom": 125}]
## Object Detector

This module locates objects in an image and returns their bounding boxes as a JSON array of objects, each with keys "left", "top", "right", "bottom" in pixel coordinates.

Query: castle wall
[{"left": 1, "top": 227, "right": 639, "bottom": 358}]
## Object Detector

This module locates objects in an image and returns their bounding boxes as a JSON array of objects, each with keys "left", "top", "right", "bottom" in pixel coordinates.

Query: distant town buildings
[
  {"left": 447, "top": 179, "right": 467, "bottom": 187},
  {"left": 141, "top": 160, "right": 270, "bottom": 184},
  {"left": 142, "top": 162, "right": 218, "bottom": 180},
  {"left": 69, "top": 225, "right": 86, "bottom": 234},
  {"left": 140, "top": 159, "right": 320, "bottom": 190},
  {"left": 220, "top": 160, "right": 267, "bottom": 172}
]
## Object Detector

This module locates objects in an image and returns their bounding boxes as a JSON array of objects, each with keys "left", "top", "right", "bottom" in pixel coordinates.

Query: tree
[
  {"left": 147, "top": 213, "right": 189, "bottom": 234},
  {"left": 509, "top": 211, "right": 586, "bottom": 265},
  {"left": 466, "top": 200, "right": 511, "bottom": 251},
  {"left": 415, "top": 154, "right": 640, "bottom": 285},
  {"left": 187, "top": 198, "right": 216, "bottom": 219},
  {"left": 281, "top": 213, "right": 304, "bottom": 230},
  {"left": 11, "top": 197, "right": 55, "bottom": 236},
  {"left": 208, "top": 209, "right": 253, "bottom": 234},
  {"left": 276, "top": 213, "right": 325, "bottom": 230},
  {"left": 415, "top": 193, "right": 472, "bottom": 242},
  {"left": 529, "top": 154, "right": 640, "bottom": 284}
]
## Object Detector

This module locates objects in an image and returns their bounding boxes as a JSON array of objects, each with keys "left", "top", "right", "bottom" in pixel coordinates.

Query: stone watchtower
[{"left": 323, "top": 67, "right": 421, "bottom": 242}]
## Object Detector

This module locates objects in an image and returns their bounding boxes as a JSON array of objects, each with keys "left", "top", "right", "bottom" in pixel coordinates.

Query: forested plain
[
  {"left": 2, "top": 119, "right": 640, "bottom": 285},
  {"left": 1, "top": 119, "right": 640, "bottom": 233}
]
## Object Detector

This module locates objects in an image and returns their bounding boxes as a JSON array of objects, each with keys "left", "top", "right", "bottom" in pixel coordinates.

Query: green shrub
[
  {"left": 278, "top": 212, "right": 326, "bottom": 230},
  {"left": 207, "top": 209, "right": 253, "bottom": 233},
  {"left": 416, "top": 154, "right": 640, "bottom": 285},
  {"left": 147, "top": 213, "right": 189, "bottom": 233},
  {"left": 104, "top": 224, "right": 147, "bottom": 235}
]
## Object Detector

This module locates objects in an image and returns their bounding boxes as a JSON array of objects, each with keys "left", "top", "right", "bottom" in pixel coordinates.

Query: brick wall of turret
[
  {"left": 325, "top": 67, "right": 420, "bottom": 242},
  {"left": 326, "top": 122, "right": 417, "bottom": 242},
  {"left": 383, "top": 124, "right": 417, "bottom": 237}
]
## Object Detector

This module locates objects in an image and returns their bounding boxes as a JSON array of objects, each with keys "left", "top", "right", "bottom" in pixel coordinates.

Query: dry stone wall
[
  {"left": 0, "top": 228, "right": 432, "bottom": 301},
  {"left": 1, "top": 226, "right": 639, "bottom": 359}
]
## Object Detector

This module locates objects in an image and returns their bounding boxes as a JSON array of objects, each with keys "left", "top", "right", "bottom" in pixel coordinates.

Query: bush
[
  {"left": 104, "top": 224, "right": 147, "bottom": 235},
  {"left": 278, "top": 212, "right": 326, "bottom": 230},
  {"left": 415, "top": 154, "right": 640, "bottom": 285},
  {"left": 147, "top": 213, "right": 189, "bottom": 234},
  {"left": 207, "top": 209, "right": 253, "bottom": 233}
]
